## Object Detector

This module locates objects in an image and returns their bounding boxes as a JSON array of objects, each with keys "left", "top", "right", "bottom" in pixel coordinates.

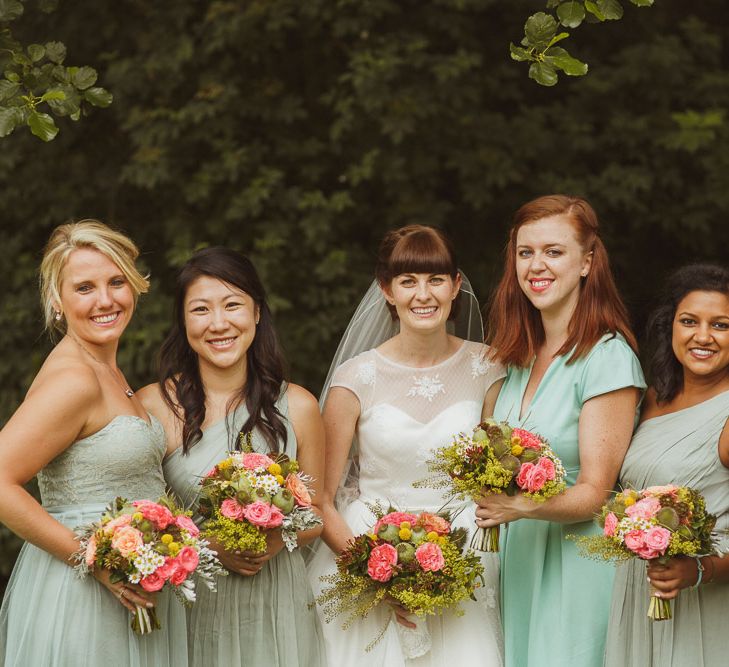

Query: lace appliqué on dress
[
  {"left": 406, "top": 374, "right": 445, "bottom": 402},
  {"left": 470, "top": 351, "right": 494, "bottom": 379},
  {"left": 355, "top": 360, "right": 375, "bottom": 386}
]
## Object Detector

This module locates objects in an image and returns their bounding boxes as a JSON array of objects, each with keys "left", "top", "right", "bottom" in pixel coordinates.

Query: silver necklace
[{"left": 69, "top": 335, "right": 134, "bottom": 398}]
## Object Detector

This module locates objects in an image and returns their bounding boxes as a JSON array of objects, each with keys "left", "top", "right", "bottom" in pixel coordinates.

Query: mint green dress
[
  {"left": 605, "top": 390, "right": 729, "bottom": 666},
  {"left": 493, "top": 334, "right": 645, "bottom": 667},
  {"left": 0, "top": 415, "right": 188, "bottom": 667},
  {"left": 163, "top": 390, "right": 326, "bottom": 667}
]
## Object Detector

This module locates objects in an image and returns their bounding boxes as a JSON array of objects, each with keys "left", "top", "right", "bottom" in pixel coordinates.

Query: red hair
[{"left": 486, "top": 195, "right": 637, "bottom": 367}]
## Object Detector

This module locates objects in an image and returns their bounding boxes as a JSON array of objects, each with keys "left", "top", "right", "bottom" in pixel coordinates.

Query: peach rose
[
  {"left": 241, "top": 453, "right": 275, "bottom": 470},
  {"left": 105, "top": 514, "right": 133, "bottom": 532},
  {"left": 367, "top": 543, "right": 398, "bottom": 582},
  {"left": 418, "top": 512, "right": 451, "bottom": 536},
  {"left": 285, "top": 473, "right": 312, "bottom": 507},
  {"left": 111, "top": 526, "right": 144, "bottom": 557},
  {"left": 415, "top": 542, "right": 445, "bottom": 572}
]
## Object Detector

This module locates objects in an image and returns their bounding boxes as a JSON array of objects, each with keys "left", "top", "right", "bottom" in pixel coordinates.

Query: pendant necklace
[{"left": 69, "top": 335, "right": 135, "bottom": 398}]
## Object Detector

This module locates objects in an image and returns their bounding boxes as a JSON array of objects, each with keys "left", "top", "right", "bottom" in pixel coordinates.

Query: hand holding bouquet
[
  {"left": 197, "top": 446, "right": 322, "bottom": 557},
  {"left": 316, "top": 506, "right": 484, "bottom": 653},
  {"left": 75, "top": 496, "right": 225, "bottom": 633},
  {"left": 572, "top": 485, "right": 717, "bottom": 620},
  {"left": 417, "top": 419, "right": 566, "bottom": 551}
]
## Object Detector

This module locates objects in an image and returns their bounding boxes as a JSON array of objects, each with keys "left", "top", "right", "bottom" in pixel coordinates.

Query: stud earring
[{"left": 54, "top": 311, "right": 62, "bottom": 321}]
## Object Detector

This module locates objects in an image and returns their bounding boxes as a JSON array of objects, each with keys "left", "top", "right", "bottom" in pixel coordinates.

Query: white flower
[{"left": 406, "top": 374, "right": 445, "bottom": 402}]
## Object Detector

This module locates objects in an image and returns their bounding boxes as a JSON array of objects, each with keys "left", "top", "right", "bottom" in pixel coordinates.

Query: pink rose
[
  {"left": 415, "top": 542, "right": 445, "bottom": 572},
  {"left": 241, "top": 453, "right": 275, "bottom": 470},
  {"left": 84, "top": 535, "right": 97, "bottom": 567},
  {"left": 177, "top": 546, "right": 200, "bottom": 573},
  {"left": 644, "top": 526, "right": 671, "bottom": 554},
  {"left": 418, "top": 512, "right": 451, "bottom": 536},
  {"left": 220, "top": 498, "right": 246, "bottom": 520},
  {"left": 105, "top": 514, "right": 133, "bottom": 532},
  {"left": 169, "top": 559, "right": 189, "bottom": 586},
  {"left": 133, "top": 501, "right": 174, "bottom": 530},
  {"left": 512, "top": 428, "right": 544, "bottom": 451},
  {"left": 156, "top": 556, "right": 177, "bottom": 581},
  {"left": 243, "top": 501, "right": 277, "bottom": 527},
  {"left": 515, "top": 462, "right": 534, "bottom": 489},
  {"left": 372, "top": 511, "right": 419, "bottom": 536},
  {"left": 111, "top": 526, "right": 144, "bottom": 557},
  {"left": 625, "top": 496, "right": 661, "bottom": 521},
  {"left": 623, "top": 529, "right": 645, "bottom": 554},
  {"left": 603, "top": 512, "right": 618, "bottom": 537},
  {"left": 636, "top": 545, "right": 661, "bottom": 560},
  {"left": 367, "top": 543, "right": 398, "bottom": 582},
  {"left": 204, "top": 467, "right": 218, "bottom": 478},
  {"left": 175, "top": 515, "right": 200, "bottom": 537},
  {"left": 140, "top": 571, "right": 165, "bottom": 592},
  {"left": 263, "top": 505, "right": 284, "bottom": 529},
  {"left": 536, "top": 457, "right": 556, "bottom": 480},
  {"left": 286, "top": 474, "right": 312, "bottom": 507}
]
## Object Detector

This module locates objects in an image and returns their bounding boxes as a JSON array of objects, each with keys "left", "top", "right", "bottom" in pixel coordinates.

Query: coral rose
[
  {"left": 177, "top": 546, "right": 200, "bottom": 573},
  {"left": 220, "top": 498, "right": 246, "bottom": 520},
  {"left": 515, "top": 462, "right": 534, "bottom": 489},
  {"left": 525, "top": 465, "right": 548, "bottom": 492},
  {"left": 625, "top": 497, "right": 661, "bottom": 521},
  {"left": 286, "top": 473, "right": 312, "bottom": 507},
  {"left": 603, "top": 512, "right": 618, "bottom": 537},
  {"left": 372, "top": 512, "right": 419, "bottom": 536},
  {"left": 536, "top": 457, "right": 556, "bottom": 480},
  {"left": 140, "top": 571, "right": 165, "bottom": 592},
  {"left": 111, "top": 526, "right": 144, "bottom": 557},
  {"left": 367, "top": 543, "right": 398, "bottom": 582},
  {"left": 169, "top": 559, "right": 189, "bottom": 586},
  {"left": 175, "top": 515, "right": 200, "bottom": 537},
  {"left": 156, "top": 556, "right": 177, "bottom": 581},
  {"left": 415, "top": 542, "right": 445, "bottom": 572},
  {"left": 418, "top": 512, "right": 451, "bottom": 536},
  {"left": 512, "top": 428, "right": 543, "bottom": 451},
  {"left": 241, "top": 453, "right": 275, "bottom": 470},
  {"left": 644, "top": 526, "right": 671, "bottom": 554},
  {"left": 133, "top": 501, "right": 174, "bottom": 530}
]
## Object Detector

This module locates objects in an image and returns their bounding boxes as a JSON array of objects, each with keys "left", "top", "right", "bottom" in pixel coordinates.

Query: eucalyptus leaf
[
  {"left": 584, "top": 1, "right": 606, "bottom": 20},
  {"left": 28, "top": 110, "right": 58, "bottom": 141},
  {"left": 545, "top": 47, "right": 589, "bottom": 76},
  {"left": 44, "top": 41, "right": 66, "bottom": 64},
  {"left": 529, "top": 61, "right": 558, "bottom": 86},
  {"left": 524, "top": 12, "right": 558, "bottom": 48},
  {"left": 70, "top": 66, "right": 97, "bottom": 90},
  {"left": 596, "top": 0, "right": 624, "bottom": 20},
  {"left": 84, "top": 86, "right": 113, "bottom": 107},
  {"left": 557, "top": 2, "right": 586, "bottom": 29}
]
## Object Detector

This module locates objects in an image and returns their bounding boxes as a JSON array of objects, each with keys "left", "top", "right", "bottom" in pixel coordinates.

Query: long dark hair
[
  {"left": 647, "top": 263, "right": 729, "bottom": 404},
  {"left": 159, "top": 247, "right": 288, "bottom": 454}
]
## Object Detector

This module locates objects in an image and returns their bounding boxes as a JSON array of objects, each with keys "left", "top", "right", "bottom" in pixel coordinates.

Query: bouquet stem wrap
[
  {"left": 647, "top": 588, "right": 672, "bottom": 621},
  {"left": 131, "top": 605, "right": 161, "bottom": 634},
  {"left": 470, "top": 525, "right": 499, "bottom": 552},
  {"left": 394, "top": 617, "right": 432, "bottom": 659}
]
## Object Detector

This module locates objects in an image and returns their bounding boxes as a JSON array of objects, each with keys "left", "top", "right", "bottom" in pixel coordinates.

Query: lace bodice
[
  {"left": 37, "top": 415, "right": 167, "bottom": 507},
  {"left": 331, "top": 341, "right": 504, "bottom": 509}
]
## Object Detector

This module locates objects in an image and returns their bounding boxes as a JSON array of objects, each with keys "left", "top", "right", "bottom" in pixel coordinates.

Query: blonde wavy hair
[{"left": 39, "top": 219, "right": 150, "bottom": 334}]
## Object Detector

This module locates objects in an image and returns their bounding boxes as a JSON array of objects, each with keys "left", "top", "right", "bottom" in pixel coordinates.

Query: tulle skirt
[
  {"left": 307, "top": 498, "right": 504, "bottom": 667},
  {"left": 187, "top": 547, "right": 326, "bottom": 666},
  {"left": 0, "top": 503, "right": 188, "bottom": 667}
]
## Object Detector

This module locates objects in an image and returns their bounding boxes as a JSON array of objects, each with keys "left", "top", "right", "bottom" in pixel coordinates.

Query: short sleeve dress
[
  {"left": 492, "top": 334, "right": 645, "bottom": 667},
  {"left": 604, "top": 389, "right": 729, "bottom": 667}
]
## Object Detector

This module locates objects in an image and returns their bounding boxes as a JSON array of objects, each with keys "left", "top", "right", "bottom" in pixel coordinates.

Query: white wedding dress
[{"left": 308, "top": 339, "right": 505, "bottom": 666}]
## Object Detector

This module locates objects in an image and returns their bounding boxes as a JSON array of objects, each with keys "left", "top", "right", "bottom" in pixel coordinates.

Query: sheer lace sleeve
[{"left": 329, "top": 350, "right": 376, "bottom": 413}]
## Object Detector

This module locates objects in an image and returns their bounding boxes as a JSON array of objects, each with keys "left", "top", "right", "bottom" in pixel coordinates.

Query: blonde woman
[{"left": 0, "top": 220, "right": 187, "bottom": 666}]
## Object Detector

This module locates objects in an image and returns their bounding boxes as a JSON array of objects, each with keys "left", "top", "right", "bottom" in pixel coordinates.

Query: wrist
[{"left": 692, "top": 556, "right": 705, "bottom": 588}]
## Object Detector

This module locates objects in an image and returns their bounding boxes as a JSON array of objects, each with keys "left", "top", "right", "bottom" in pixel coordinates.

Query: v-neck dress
[{"left": 492, "top": 334, "right": 645, "bottom": 667}]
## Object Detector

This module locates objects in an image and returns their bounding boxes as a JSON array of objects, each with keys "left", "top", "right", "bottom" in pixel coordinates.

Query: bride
[{"left": 307, "top": 225, "right": 505, "bottom": 666}]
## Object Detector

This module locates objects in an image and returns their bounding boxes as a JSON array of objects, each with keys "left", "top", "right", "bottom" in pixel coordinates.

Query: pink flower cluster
[
  {"left": 220, "top": 498, "right": 284, "bottom": 528},
  {"left": 372, "top": 511, "right": 419, "bottom": 536},
  {"left": 512, "top": 428, "right": 543, "bottom": 451},
  {"left": 602, "top": 496, "right": 672, "bottom": 560},
  {"left": 365, "top": 540, "right": 445, "bottom": 582},
  {"left": 140, "top": 547, "right": 200, "bottom": 592},
  {"left": 515, "top": 457, "right": 556, "bottom": 493}
]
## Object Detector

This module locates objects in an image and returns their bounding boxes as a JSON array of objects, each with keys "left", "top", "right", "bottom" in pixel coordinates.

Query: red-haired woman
[{"left": 475, "top": 195, "right": 645, "bottom": 667}]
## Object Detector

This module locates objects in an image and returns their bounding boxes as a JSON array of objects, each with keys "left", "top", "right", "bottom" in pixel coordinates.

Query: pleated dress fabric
[
  {"left": 163, "top": 389, "right": 326, "bottom": 667},
  {"left": 493, "top": 334, "right": 645, "bottom": 667},
  {"left": 0, "top": 414, "right": 188, "bottom": 667},
  {"left": 604, "top": 389, "right": 729, "bottom": 667}
]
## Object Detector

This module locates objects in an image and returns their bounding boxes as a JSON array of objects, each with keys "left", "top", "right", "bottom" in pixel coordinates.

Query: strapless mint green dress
[
  {"left": 163, "top": 390, "right": 326, "bottom": 667},
  {"left": 0, "top": 414, "right": 188, "bottom": 667}
]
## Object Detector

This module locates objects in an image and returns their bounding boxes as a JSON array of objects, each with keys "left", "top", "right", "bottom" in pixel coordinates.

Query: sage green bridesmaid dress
[
  {"left": 605, "top": 389, "right": 729, "bottom": 666},
  {"left": 0, "top": 415, "right": 188, "bottom": 667},
  {"left": 163, "top": 389, "right": 326, "bottom": 667},
  {"left": 492, "top": 334, "right": 645, "bottom": 667}
]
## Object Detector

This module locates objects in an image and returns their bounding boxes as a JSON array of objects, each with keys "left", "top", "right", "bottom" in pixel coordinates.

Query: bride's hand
[
  {"left": 385, "top": 595, "right": 417, "bottom": 629},
  {"left": 92, "top": 568, "right": 155, "bottom": 613},
  {"left": 475, "top": 492, "right": 533, "bottom": 527}
]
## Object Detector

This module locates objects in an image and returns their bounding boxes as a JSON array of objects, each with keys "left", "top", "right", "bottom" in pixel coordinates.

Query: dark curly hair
[
  {"left": 158, "top": 247, "right": 288, "bottom": 454},
  {"left": 647, "top": 263, "right": 729, "bottom": 404}
]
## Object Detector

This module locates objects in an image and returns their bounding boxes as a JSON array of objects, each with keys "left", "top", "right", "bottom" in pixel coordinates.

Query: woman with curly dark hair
[
  {"left": 138, "top": 247, "right": 325, "bottom": 666},
  {"left": 605, "top": 263, "right": 729, "bottom": 667}
]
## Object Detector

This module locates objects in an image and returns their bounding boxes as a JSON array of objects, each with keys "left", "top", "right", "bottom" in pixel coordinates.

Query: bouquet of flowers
[
  {"left": 416, "top": 419, "right": 566, "bottom": 551},
  {"left": 316, "top": 505, "right": 484, "bottom": 653},
  {"left": 75, "top": 496, "right": 225, "bottom": 634},
  {"left": 572, "top": 485, "right": 718, "bottom": 620},
  {"left": 197, "top": 443, "right": 322, "bottom": 555}
]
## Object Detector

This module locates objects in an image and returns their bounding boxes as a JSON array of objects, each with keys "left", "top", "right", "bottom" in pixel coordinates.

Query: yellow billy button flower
[
  {"left": 438, "top": 536, "right": 447, "bottom": 546},
  {"left": 367, "top": 533, "right": 378, "bottom": 541},
  {"left": 218, "top": 459, "right": 233, "bottom": 470},
  {"left": 132, "top": 512, "right": 144, "bottom": 522},
  {"left": 268, "top": 463, "right": 282, "bottom": 476},
  {"left": 400, "top": 521, "right": 411, "bottom": 530},
  {"left": 426, "top": 531, "right": 439, "bottom": 542},
  {"left": 275, "top": 474, "right": 285, "bottom": 485},
  {"left": 161, "top": 534, "right": 174, "bottom": 545},
  {"left": 511, "top": 444, "right": 524, "bottom": 456},
  {"left": 398, "top": 528, "right": 412, "bottom": 541},
  {"left": 624, "top": 497, "right": 636, "bottom": 507},
  {"left": 168, "top": 542, "right": 180, "bottom": 556}
]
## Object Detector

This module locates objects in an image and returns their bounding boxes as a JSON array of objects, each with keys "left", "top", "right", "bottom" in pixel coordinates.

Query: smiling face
[
  {"left": 672, "top": 290, "right": 729, "bottom": 385},
  {"left": 184, "top": 275, "right": 259, "bottom": 374},
  {"left": 382, "top": 272, "right": 461, "bottom": 334},
  {"left": 57, "top": 247, "right": 135, "bottom": 347},
  {"left": 515, "top": 214, "right": 592, "bottom": 320}
]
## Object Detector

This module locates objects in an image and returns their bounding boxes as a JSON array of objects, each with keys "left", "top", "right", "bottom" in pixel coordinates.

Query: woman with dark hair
[
  {"left": 307, "top": 225, "right": 505, "bottom": 665},
  {"left": 138, "top": 247, "right": 325, "bottom": 666},
  {"left": 475, "top": 195, "right": 645, "bottom": 667},
  {"left": 604, "top": 264, "right": 729, "bottom": 667}
]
